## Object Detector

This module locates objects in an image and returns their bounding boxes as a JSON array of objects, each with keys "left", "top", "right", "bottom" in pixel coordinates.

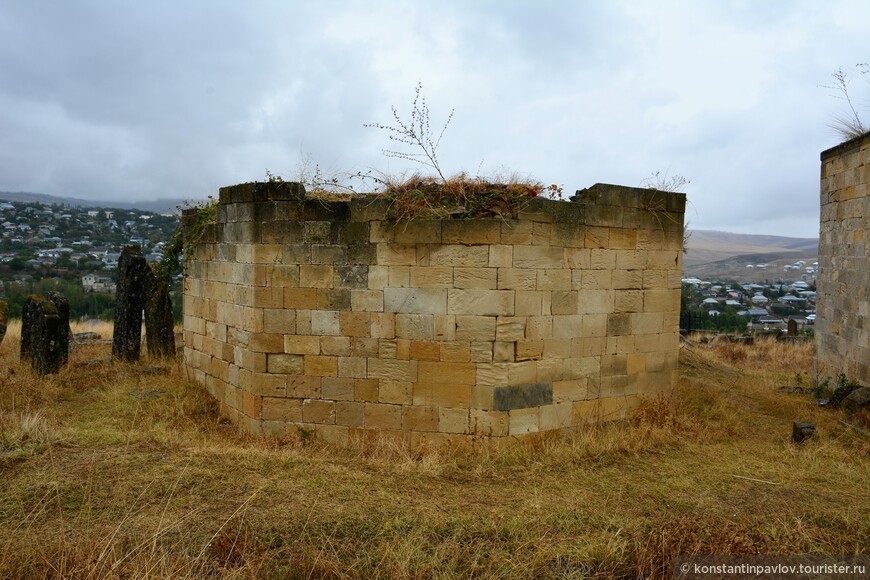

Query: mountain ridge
[{"left": 0, "top": 191, "right": 196, "bottom": 215}]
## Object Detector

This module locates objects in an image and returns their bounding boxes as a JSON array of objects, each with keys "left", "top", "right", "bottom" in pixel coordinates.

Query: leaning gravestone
[
  {"left": 30, "top": 296, "right": 64, "bottom": 375},
  {"left": 0, "top": 299, "right": 7, "bottom": 347},
  {"left": 47, "top": 292, "right": 70, "bottom": 365},
  {"left": 112, "top": 245, "right": 148, "bottom": 362},
  {"left": 144, "top": 273, "right": 176, "bottom": 359}
]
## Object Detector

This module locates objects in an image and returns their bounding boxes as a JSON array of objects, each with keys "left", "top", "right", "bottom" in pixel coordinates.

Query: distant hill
[
  {"left": 684, "top": 230, "right": 818, "bottom": 281},
  {"left": 0, "top": 191, "right": 196, "bottom": 215}
]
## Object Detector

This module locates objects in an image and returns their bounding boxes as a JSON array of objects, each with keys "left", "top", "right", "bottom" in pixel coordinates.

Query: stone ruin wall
[
  {"left": 182, "top": 182, "right": 686, "bottom": 445},
  {"left": 817, "top": 133, "right": 870, "bottom": 388}
]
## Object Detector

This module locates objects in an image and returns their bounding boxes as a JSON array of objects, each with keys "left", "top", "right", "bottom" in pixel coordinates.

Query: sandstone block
[
  {"left": 469, "top": 341, "right": 494, "bottom": 362},
  {"left": 354, "top": 378, "right": 379, "bottom": 402},
  {"left": 403, "top": 405, "right": 439, "bottom": 431},
  {"left": 409, "top": 266, "right": 453, "bottom": 288},
  {"left": 321, "top": 377, "right": 355, "bottom": 400},
  {"left": 498, "top": 268, "right": 537, "bottom": 290},
  {"left": 336, "top": 401, "right": 365, "bottom": 427},
  {"left": 249, "top": 333, "right": 284, "bottom": 353},
  {"left": 365, "top": 403, "right": 403, "bottom": 429},
  {"left": 409, "top": 340, "right": 440, "bottom": 361},
  {"left": 514, "top": 291, "right": 544, "bottom": 316},
  {"left": 283, "top": 287, "right": 317, "bottom": 309},
  {"left": 369, "top": 313, "right": 396, "bottom": 339},
  {"left": 384, "top": 287, "right": 448, "bottom": 314},
  {"left": 379, "top": 380, "right": 413, "bottom": 405},
  {"left": 311, "top": 310, "right": 340, "bottom": 336},
  {"left": 537, "top": 269, "right": 571, "bottom": 291},
  {"left": 304, "top": 355, "right": 338, "bottom": 377},
  {"left": 418, "top": 361, "right": 476, "bottom": 384},
  {"left": 448, "top": 289, "right": 515, "bottom": 316},
  {"left": 413, "top": 382, "right": 472, "bottom": 407},
  {"left": 441, "top": 220, "right": 501, "bottom": 244},
  {"left": 303, "top": 399, "right": 335, "bottom": 424},
  {"left": 377, "top": 244, "right": 418, "bottom": 265},
  {"left": 508, "top": 407, "right": 539, "bottom": 435},
  {"left": 367, "top": 358, "right": 416, "bottom": 382},
  {"left": 388, "top": 266, "right": 410, "bottom": 287},
  {"left": 454, "top": 267, "right": 497, "bottom": 289},
  {"left": 440, "top": 341, "right": 470, "bottom": 362},
  {"left": 267, "top": 354, "right": 304, "bottom": 375},
  {"left": 367, "top": 265, "right": 389, "bottom": 289},
  {"left": 540, "top": 403, "right": 573, "bottom": 430},
  {"left": 320, "top": 336, "right": 351, "bottom": 357},
  {"left": 429, "top": 244, "right": 489, "bottom": 267},
  {"left": 340, "top": 311, "right": 372, "bottom": 337},
  {"left": 513, "top": 245, "right": 565, "bottom": 269},
  {"left": 501, "top": 220, "right": 533, "bottom": 244},
  {"left": 489, "top": 245, "right": 513, "bottom": 267},
  {"left": 299, "top": 265, "right": 334, "bottom": 288},
  {"left": 470, "top": 409, "right": 509, "bottom": 436},
  {"left": 262, "top": 397, "right": 303, "bottom": 422},
  {"left": 439, "top": 407, "right": 470, "bottom": 433},
  {"left": 249, "top": 373, "right": 286, "bottom": 397},
  {"left": 337, "top": 356, "right": 367, "bottom": 378},
  {"left": 395, "top": 313, "right": 434, "bottom": 340}
]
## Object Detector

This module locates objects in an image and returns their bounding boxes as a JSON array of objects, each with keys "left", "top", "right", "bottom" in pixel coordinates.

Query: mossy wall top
[{"left": 182, "top": 182, "right": 686, "bottom": 444}]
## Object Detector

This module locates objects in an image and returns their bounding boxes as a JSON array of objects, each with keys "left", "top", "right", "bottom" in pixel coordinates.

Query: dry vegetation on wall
[
  {"left": 272, "top": 82, "right": 566, "bottom": 221},
  {"left": 1, "top": 325, "right": 869, "bottom": 578}
]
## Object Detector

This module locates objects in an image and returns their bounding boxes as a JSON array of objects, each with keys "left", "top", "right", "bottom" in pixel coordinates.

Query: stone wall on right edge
[{"left": 816, "top": 132, "right": 870, "bottom": 388}]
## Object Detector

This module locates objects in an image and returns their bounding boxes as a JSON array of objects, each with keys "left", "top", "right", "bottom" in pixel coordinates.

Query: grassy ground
[{"left": 0, "top": 324, "right": 868, "bottom": 578}]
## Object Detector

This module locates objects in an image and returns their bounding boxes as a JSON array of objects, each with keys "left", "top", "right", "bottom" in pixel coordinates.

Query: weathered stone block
[
  {"left": 448, "top": 289, "right": 515, "bottom": 316},
  {"left": 493, "top": 383, "right": 553, "bottom": 411}
]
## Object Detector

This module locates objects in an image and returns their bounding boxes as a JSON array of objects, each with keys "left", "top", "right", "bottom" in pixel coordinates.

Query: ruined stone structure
[
  {"left": 817, "top": 133, "right": 870, "bottom": 388},
  {"left": 183, "top": 182, "right": 685, "bottom": 444}
]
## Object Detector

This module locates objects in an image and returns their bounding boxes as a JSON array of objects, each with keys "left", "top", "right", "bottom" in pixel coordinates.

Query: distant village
[
  {"left": 682, "top": 259, "right": 817, "bottom": 333},
  {"left": 0, "top": 198, "right": 179, "bottom": 318}
]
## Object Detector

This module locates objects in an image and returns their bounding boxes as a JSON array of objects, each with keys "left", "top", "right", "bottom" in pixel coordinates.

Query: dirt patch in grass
[{"left": 1, "top": 336, "right": 868, "bottom": 578}]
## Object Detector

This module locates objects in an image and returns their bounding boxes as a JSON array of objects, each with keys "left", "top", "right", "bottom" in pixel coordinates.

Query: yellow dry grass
[{"left": 0, "top": 334, "right": 868, "bottom": 578}]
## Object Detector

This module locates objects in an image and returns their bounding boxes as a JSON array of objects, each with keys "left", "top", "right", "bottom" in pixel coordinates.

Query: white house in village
[{"left": 81, "top": 273, "right": 115, "bottom": 294}]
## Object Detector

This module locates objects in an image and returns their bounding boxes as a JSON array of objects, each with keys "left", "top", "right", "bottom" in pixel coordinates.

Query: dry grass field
[{"left": 1, "top": 322, "right": 868, "bottom": 578}]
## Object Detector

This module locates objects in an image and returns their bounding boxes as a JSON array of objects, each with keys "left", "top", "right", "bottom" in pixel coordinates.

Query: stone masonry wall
[
  {"left": 817, "top": 133, "right": 870, "bottom": 388},
  {"left": 182, "top": 182, "right": 686, "bottom": 445}
]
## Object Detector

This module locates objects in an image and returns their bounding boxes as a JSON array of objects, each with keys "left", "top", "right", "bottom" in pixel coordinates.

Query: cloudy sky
[{"left": 1, "top": 1, "right": 868, "bottom": 237}]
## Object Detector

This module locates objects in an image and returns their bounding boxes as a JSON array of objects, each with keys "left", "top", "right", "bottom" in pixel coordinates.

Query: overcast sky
[{"left": 2, "top": 1, "right": 868, "bottom": 237}]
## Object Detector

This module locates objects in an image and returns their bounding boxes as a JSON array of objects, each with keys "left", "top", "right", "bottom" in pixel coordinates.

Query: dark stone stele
[
  {"left": 791, "top": 421, "right": 816, "bottom": 444},
  {"left": 29, "top": 296, "right": 64, "bottom": 375},
  {"left": 0, "top": 299, "right": 7, "bottom": 347},
  {"left": 493, "top": 383, "right": 554, "bottom": 412},
  {"left": 113, "top": 245, "right": 148, "bottom": 362},
  {"left": 47, "top": 292, "right": 70, "bottom": 365},
  {"left": 20, "top": 295, "right": 40, "bottom": 360},
  {"left": 145, "top": 274, "right": 176, "bottom": 359}
]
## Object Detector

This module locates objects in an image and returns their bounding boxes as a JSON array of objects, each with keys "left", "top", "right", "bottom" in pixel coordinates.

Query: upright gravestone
[
  {"left": 787, "top": 319, "right": 798, "bottom": 337},
  {"left": 30, "top": 296, "right": 63, "bottom": 375},
  {"left": 47, "top": 292, "right": 70, "bottom": 365},
  {"left": 113, "top": 245, "right": 148, "bottom": 361},
  {"left": 145, "top": 273, "right": 176, "bottom": 359},
  {"left": 20, "top": 295, "right": 40, "bottom": 360},
  {"left": 0, "top": 299, "right": 7, "bottom": 347}
]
